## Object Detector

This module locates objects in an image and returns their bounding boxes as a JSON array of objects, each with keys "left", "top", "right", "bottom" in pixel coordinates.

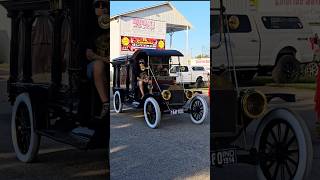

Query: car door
[{"left": 212, "top": 14, "right": 260, "bottom": 67}]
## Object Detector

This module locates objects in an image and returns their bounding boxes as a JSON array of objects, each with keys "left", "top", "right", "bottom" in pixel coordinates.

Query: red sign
[{"left": 121, "top": 36, "right": 165, "bottom": 52}]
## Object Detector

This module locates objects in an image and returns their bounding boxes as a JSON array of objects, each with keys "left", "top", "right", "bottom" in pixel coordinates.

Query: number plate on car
[
  {"left": 170, "top": 109, "right": 184, "bottom": 115},
  {"left": 211, "top": 149, "right": 237, "bottom": 166}
]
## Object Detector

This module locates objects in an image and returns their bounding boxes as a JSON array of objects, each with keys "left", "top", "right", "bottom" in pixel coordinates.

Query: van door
[{"left": 212, "top": 14, "right": 260, "bottom": 68}]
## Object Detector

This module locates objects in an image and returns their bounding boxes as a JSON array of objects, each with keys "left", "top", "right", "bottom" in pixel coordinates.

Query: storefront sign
[
  {"left": 121, "top": 36, "right": 165, "bottom": 52},
  {"left": 120, "top": 16, "right": 166, "bottom": 39}
]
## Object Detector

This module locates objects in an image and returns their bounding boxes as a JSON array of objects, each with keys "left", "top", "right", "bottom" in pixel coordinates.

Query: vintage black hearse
[
  {"left": 1, "top": 0, "right": 109, "bottom": 163},
  {"left": 211, "top": 0, "right": 313, "bottom": 180},
  {"left": 112, "top": 49, "right": 209, "bottom": 128}
]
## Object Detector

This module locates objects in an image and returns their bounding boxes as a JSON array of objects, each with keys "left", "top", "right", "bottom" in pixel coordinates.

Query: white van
[
  {"left": 169, "top": 65, "right": 209, "bottom": 88},
  {"left": 212, "top": 12, "right": 314, "bottom": 83}
]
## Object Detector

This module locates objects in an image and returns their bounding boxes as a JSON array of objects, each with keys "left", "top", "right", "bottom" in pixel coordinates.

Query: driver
[
  {"left": 137, "top": 59, "right": 152, "bottom": 98},
  {"left": 85, "top": 0, "right": 109, "bottom": 118}
]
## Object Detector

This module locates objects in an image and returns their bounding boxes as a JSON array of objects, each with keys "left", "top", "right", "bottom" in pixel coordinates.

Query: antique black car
[
  {"left": 211, "top": 1, "right": 313, "bottom": 179},
  {"left": 112, "top": 49, "right": 209, "bottom": 128},
  {"left": 1, "top": 0, "right": 109, "bottom": 163}
]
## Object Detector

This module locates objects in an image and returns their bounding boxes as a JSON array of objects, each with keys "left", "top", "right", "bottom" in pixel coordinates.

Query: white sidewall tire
[
  {"left": 144, "top": 97, "right": 161, "bottom": 129},
  {"left": 113, "top": 91, "right": 123, "bottom": 113},
  {"left": 11, "top": 93, "right": 40, "bottom": 163},
  {"left": 190, "top": 95, "right": 208, "bottom": 124},
  {"left": 255, "top": 108, "right": 313, "bottom": 180}
]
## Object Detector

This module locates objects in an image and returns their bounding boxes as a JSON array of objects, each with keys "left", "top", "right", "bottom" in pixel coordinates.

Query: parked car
[
  {"left": 112, "top": 49, "right": 209, "bottom": 129},
  {"left": 212, "top": 12, "right": 314, "bottom": 83},
  {"left": 169, "top": 65, "right": 209, "bottom": 88}
]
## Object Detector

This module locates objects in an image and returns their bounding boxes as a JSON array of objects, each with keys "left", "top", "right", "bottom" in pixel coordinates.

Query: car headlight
[
  {"left": 161, "top": 90, "right": 171, "bottom": 101},
  {"left": 241, "top": 90, "right": 267, "bottom": 119},
  {"left": 185, "top": 90, "right": 194, "bottom": 100}
]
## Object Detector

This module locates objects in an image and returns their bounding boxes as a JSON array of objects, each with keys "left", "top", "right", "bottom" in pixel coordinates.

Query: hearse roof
[{"left": 112, "top": 49, "right": 184, "bottom": 63}]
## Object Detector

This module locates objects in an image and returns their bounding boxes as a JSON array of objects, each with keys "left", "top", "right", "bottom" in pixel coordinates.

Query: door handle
[{"left": 250, "top": 39, "right": 258, "bottom": 42}]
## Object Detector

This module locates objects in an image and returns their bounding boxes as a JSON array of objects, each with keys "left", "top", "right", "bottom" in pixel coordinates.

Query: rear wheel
[
  {"left": 255, "top": 108, "right": 313, "bottom": 180},
  {"left": 144, "top": 97, "right": 161, "bottom": 129},
  {"left": 11, "top": 93, "right": 40, "bottom": 163},
  {"left": 113, "top": 91, "right": 123, "bottom": 113},
  {"left": 272, "top": 55, "right": 301, "bottom": 83}
]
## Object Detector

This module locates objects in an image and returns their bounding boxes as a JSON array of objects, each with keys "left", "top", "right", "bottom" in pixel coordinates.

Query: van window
[
  {"left": 192, "top": 66, "right": 205, "bottom": 71},
  {"left": 212, "top": 15, "right": 252, "bottom": 33},
  {"left": 261, "top": 16, "right": 303, "bottom": 29}
]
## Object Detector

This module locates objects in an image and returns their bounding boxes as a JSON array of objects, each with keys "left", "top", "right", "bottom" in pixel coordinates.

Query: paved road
[
  {"left": 110, "top": 95, "right": 210, "bottom": 180},
  {"left": 0, "top": 81, "right": 107, "bottom": 180},
  {"left": 213, "top": 86, "right": 320, "bottom": 180}
]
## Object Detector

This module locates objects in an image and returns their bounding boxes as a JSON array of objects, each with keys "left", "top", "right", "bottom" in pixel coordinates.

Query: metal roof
[{"left": 110, "top": 2, "right": 193, "bottom": 33}]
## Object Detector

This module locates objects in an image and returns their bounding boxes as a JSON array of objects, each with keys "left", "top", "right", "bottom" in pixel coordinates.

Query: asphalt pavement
[{"left": 110, "top": 95, "right": 210, "bottom": 180}]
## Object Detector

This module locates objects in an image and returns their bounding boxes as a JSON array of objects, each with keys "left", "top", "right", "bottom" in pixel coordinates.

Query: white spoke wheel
[
  {"left": 255, "top": 108, "right": 313, "bottom": 180},
  {"left": 113, "top": 91, "right": 123, "bottom": 113},
  {"left": 12, "top": 93, "right": 40, "bottom": 163},
  {"left": 144, "top": 97, "right": 161, "bottom": 129},
  {"left": 189, "top": 95, "right": 208, "bottom": 124}
]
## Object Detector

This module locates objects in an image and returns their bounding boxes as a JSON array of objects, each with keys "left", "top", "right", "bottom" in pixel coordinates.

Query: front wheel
[
  {"left": 144, "top": 97, "right": 161, "bottom": 129},
  {"left": 255, "top": 108, "right": 313, "bottom": 180},
  {"left": 189, "top": 95, "right": 208, "bottom": 124},
  {"left": 11, "top": 93, "right": 40, "bottom": 163}
]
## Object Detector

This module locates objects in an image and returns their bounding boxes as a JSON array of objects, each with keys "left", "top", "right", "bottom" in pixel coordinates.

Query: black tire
[
  {"left": 272, "top": 55, "right": 301, "bottom": 83},
  {"left": 143, "top": 97, "right": 161, "bottom": 129},
  {"left": 12, "top": 93, "right": 40, "bottom": 163},
  {"left": 195, "top": 77, "right": 204, "bottom": 88},
  {"left": 255, "top": 108, "right": 313, "bottom": 180}
]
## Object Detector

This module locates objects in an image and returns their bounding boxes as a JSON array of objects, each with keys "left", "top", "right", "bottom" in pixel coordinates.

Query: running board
[{"left": 38, "top": 130, "right": 92, "bottom": 150}]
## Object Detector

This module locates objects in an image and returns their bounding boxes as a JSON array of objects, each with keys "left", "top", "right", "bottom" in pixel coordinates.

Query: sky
[{"left": 110, "top": 1, "right": 210, "bottom": 58}]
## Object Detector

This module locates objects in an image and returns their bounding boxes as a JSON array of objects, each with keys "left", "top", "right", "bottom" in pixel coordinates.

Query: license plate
[
  {"left": 170, "top": 109, "right": 184, "bottom": 115},
  {"left": 211, "top": 149, "right": 237, "bottom": 166}
]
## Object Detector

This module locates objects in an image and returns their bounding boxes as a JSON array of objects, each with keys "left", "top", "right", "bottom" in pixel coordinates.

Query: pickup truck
[
  {"left": 169, "top": 65, "right": 209, "bottom": 88},
  {"left": 212, "top": 12, "right": 314, "bottom": 83}
]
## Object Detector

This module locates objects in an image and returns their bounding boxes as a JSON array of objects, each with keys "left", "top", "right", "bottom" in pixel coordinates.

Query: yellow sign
[
  {"left": 249, "top": 0, "right": 259, "bottom": 9},
  {"left": 121, "top": 36, "right": 130, "bottom": 46},
  {"left": 158, "top": 40, "right": 165, "bottom": 49}
]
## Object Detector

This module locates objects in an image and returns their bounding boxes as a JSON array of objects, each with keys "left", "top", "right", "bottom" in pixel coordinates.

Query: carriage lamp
[
  {"left": 161, "top": 90, "right": 172, "bottom": 101},
  {"left": 241, "top": 90, "right": 267, "bottom": 119},
  {"left": 185, "top": 90, "right": 194, "bottom": 100},
  {"left": 50, "top": 0, "right": 62, "bottom": 10}
]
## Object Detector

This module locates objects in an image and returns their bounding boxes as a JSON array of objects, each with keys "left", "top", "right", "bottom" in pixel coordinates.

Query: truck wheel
[
  {"left": 12, "top": 93, "right": 40, "bottom": 163},
  {"left": 272, "top": 55, "right": 301, "bottom": 83},
  {"left": 195, "top": 77, "right": 204, "bottom": 88},
  {"left": 255, "top": 108, "right": 313, "bottom": 180},
  {"left": 144, "top": 97, "right": 161, "bottom": 129}
]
